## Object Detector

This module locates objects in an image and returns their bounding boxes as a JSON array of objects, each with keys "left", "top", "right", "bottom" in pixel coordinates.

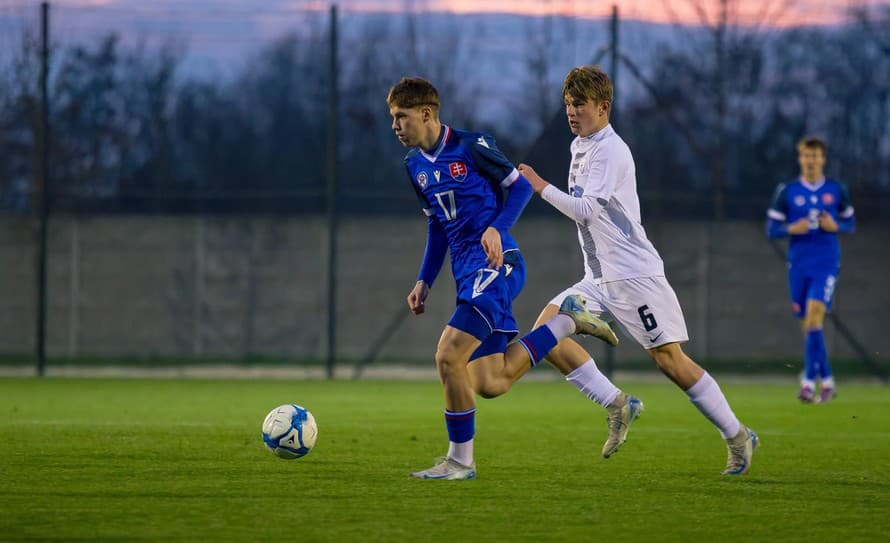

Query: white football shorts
[{"left": 549, "top": 276, "right": 689, "bottom": 349}]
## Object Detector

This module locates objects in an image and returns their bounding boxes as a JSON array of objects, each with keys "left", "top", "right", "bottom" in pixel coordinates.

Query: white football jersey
[{"left": 541, "top": 124, "right": 664, "bottom": 282}]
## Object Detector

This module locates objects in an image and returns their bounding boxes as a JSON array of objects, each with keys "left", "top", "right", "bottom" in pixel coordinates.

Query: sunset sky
[
  {"left": 303, "top": 0, "right": 869, "bottom": 26},
  {"left": 0, "top": 0, "right": 883, "bottom": 78},
  {"left": 2, "top": 0, "right": 881, "bottom": 27}
]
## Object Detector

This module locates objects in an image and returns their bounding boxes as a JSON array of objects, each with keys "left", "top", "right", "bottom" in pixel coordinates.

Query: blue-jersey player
[
  {"left": 387, "top": 77, "right": 618, "bottom": 480},
  {"left": 766, "top": 137, "right": 855, "bottom": 403}
]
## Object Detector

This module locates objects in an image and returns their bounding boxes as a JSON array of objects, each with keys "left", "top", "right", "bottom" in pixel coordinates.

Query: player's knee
[
  {"left": 435, "top": 349, "right": 459, "bottom": 369},
  {"left": 804, "top": 308, "right": 826, "bottom": 329}
]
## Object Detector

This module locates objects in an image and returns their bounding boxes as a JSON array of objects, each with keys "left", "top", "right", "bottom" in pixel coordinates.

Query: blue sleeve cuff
[
  {"left": 418, "top": 218, "right": 447, "bottom": 287},
  {"left": 766, "top": 218, "right": 788, "bottom": 239},
  {"left": 837, "top": 216, "right": 856, "bottom": 234}
]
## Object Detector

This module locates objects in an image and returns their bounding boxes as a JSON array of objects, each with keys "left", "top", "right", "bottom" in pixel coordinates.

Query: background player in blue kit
[
  {"left": 387, "top": 77, "right": 618, "bottom": 480},
  {"left": 767, "top": 137, "right": 856, "bottom": 403}
]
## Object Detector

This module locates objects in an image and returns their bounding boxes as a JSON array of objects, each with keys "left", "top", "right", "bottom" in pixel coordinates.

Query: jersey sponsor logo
[
  {"left": 822, "top": 193, "right": 835, "bottom": 205},
  {"left": 449, "top": 161, "right": 468, "bottom": 181},
  {"left": 571, "top": 185, "right": 585, "bottom": 197},
  {"left": 417, "top": 171, "right": 428, "bottom": 188},
  {"left": 434, "top": 170, "right": 441, "bottom": 183},
  {"left": 794, "top": 195, "right": 806, "bottom": 206},
  {"left": 475, "top": 136, "right": 490, "bottom": 149}
]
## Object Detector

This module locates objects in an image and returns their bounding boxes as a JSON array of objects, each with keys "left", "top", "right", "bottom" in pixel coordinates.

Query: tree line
[{"left": 0, "top": 6, "right": 887, "bottom": 219}]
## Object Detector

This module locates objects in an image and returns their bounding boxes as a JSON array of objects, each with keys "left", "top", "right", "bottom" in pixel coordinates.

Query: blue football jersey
[
  {"left": 767, "top": 178, "right": 854, "bottom": 269},
  {"left": 404, "top": 125, "right": 521, "bottom": 282}
]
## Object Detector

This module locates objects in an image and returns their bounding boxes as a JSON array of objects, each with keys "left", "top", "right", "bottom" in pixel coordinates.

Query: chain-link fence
[{"left": 1, "top": 1, "right": 888, "bottom": 377}]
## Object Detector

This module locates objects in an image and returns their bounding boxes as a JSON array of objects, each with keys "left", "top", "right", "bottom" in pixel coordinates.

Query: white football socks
[
  {"left": 447, "top": 439, "right": 474, "bottom": 467},
  {"left": 545, "top": 313, "right": 576, "bottom": 340},
  {"left": 686, "top": 372, "right": 741, "bottom": 439},
  {"left": 565, "top": 359, "right": 621, "bottom": 407}
]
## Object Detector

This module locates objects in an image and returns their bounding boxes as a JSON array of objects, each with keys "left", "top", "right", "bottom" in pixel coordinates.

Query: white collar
[
  {"left": 574, "top": 124, "right": 613, "bottom": 149},
  {"left": 420, "top": 125, "right": 450, "bottom": 163},
  {"left": 581, "top": 123, "right": 613, "bottom": 142},
  {"left": 799, "top": 177, "right": 825, "bottom": 192}
]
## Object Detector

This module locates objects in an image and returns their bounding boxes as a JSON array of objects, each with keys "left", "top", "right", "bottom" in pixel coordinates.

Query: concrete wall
[{"left": 1, "top": 215, "right": 888, "bottom": 366}]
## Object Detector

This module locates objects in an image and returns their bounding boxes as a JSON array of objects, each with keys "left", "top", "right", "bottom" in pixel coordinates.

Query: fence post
[
  {"left": 35, "top": 1, "right": 51, "bottom": 376},
  {"left": 324, "top": 4, "right": 339, "bottom": 379}
]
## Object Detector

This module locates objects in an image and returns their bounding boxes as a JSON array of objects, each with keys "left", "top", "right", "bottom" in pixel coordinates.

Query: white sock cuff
[
  {"left": 564, "top": 362, "right": 588, "bottom": 381},
  {"left": 686, "top": 371, "right": 741, "bottom": 439},
  {"left": 447, "top": 439, "right": 474, "bottom": 467},
  {"left": 545, "top": 313, "right": 576, "bottom": 341},
  {"left": 566, "top": 359, "right": 621, "bottom": 408},
  {"left": 686, "top": 371, "right": 716, "bottom": 398}
]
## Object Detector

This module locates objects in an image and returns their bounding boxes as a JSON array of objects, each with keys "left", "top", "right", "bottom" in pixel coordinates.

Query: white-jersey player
[{"left": 519, "top": 65, "right": 758, "bottom": 475}]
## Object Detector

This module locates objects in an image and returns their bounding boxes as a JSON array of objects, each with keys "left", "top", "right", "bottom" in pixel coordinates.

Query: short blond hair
[
  {"left": 386, "top": 77, "right": 440, "bottom": 111},
  {"left": 562, "top": 65, "right": 613, "bottom": 105},
  {"left": 797, "top": 136, "right": 827, "bottom": 156}
]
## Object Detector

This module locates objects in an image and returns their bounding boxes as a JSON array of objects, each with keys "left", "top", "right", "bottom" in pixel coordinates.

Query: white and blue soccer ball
[{"left": 262, "top": 404, "right": 318, "bottom": 459}]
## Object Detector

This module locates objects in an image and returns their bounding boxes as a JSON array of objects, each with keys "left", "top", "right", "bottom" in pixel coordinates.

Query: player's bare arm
[
  {"left": 407, "top": 280, "right": 430, "bottom": 315},
  {"left": 517, "top": 164, "right": 549, "bottom": 194}
]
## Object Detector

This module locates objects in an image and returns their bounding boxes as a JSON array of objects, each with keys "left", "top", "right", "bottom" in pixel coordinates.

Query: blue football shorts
[
  {"left": 448, "top": 249, "right": 526, "bottom": 360},
  {"left": 788, "top": 265, "right": 838, "bottom": 318}
]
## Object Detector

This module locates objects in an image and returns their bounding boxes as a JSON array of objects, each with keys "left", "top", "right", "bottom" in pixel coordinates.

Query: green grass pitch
[{"left": 1, "top": 377, "right": 888, "bottom": 542}]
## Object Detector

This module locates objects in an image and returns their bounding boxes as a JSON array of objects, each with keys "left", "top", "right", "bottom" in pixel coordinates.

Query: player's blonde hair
[
  {"left": 797, "top": 136, "right": 827, "bottom": 156},
  {"left": 562, "top": 65, "right": 613, "bottom": 106},
  {"left": 386, "top": 77, "right": 440, "bottom": 112}
]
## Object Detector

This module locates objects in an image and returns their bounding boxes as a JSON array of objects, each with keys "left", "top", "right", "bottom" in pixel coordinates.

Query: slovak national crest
[{"left": 449, "top": 161, "right": 468, "bottom": 182}]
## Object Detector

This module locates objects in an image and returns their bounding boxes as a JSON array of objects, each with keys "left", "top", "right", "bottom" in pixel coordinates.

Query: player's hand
[
  {"left": 407, "top": 281, "right": 430, "bottom": 315},
  {"left": 786, "top": 217, "right": 811, "bottom": 235},
  {"left": 818, "top": 212, "right": 839, "bottom": 232},
  {"left": 518, "top": 163, "right": 549, "bottom": 194},
  {"left": 481, "top": 226, "right": 503, "bottom": 270}
]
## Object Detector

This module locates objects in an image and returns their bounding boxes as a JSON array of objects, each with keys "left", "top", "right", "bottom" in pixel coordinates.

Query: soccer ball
[{"left": 261, "top": 404, "right": 318, "bottom": 459}]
